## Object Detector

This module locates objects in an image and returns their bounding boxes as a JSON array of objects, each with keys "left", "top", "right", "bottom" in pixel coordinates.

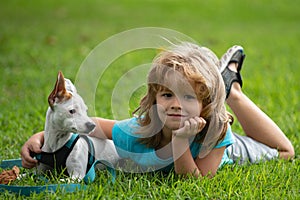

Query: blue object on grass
[{"left": 0, "top": 158, "right": 115, "bottom": 196}]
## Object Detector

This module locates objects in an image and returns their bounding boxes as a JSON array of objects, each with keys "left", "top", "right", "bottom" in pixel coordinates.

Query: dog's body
[{"left": 37, "top": 71, "right": 119, "bottom": 181}]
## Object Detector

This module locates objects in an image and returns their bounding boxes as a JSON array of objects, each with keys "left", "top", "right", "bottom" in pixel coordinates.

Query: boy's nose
[{"left": 171, "top": 97, "right": 182, "bottom": 110}]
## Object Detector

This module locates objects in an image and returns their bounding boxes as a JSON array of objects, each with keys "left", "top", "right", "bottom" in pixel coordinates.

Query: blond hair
[{"left": 134, "top": 42, "right": 232, "bottom": 158}]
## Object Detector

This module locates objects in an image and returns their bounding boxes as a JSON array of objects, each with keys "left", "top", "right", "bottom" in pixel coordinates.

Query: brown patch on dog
[{"left": 48, "top": 71, "right": 72, "bottom": 110}]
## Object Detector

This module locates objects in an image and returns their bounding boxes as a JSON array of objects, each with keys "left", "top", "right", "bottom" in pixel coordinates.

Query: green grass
[{"left": 1, "top": 0, "right": 299, "bottom": 199}]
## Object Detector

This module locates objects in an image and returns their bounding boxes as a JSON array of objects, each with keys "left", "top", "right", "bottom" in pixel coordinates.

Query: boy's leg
[
  {"left": 226, "top": 68, "right": 294, "bottom": 159},
  {"left": 221, "top": 47, "right": 294, "bottom": 160},
  {"left": 227, "top": 133, "right": 278, "bottom": 164}
]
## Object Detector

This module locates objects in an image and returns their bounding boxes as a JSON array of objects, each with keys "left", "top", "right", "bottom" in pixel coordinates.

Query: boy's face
[{"left": 155, "top": 85, "right": 202, "bottom": 134}]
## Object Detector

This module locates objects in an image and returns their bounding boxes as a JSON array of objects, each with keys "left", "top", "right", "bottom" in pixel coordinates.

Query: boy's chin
[{"left": 170, "top": 125, "right": 182, "bottom": 131}]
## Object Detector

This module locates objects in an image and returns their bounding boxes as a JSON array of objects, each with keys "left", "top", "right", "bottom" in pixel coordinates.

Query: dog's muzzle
[{"left": 86, "top": 122, "right": 96, "bottom": 132}]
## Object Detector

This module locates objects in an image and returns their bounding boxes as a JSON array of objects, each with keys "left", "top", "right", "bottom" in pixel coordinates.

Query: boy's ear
[{"left": 48, "top": 71, "right": 72, "bottom": 109}]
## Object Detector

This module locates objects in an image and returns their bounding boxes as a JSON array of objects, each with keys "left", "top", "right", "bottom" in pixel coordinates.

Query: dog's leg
[
  {"left": 91, "top": 138, "right": 120, "bottom": 167},
  {"left": 65, "top": 141, "right": 89, "bottom": 181}
]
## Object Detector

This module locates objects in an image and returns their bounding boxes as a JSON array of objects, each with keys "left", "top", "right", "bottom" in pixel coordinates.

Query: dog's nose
[{"left": 86, "top": 122, "right": 96, "bottom": 131}]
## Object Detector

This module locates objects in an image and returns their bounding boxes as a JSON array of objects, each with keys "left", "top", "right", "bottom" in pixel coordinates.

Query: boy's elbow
[
  {"left": 174, "top": 167, "right": 201, "bottom": 178},
  {"left": 174, "top": 167, "right": 217, "bottom": 179},
  {"left": 286, "top": 146, "right": 295, "bottom": 159},
  {"left": 279, "top": 143, "right": 295, "bottom": 160}
]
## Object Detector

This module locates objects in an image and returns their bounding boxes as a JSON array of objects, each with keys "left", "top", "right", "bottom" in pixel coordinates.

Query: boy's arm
[
  {"left": 21, "top": 117, "right": 116, "bottom": 168},
  {"left": 172, "top": 136, "right": 225, "bottom": 177},
  {"left": 195, "top": 147, "right": 225, "bottom": 177},
  {"left": 88, "top": 117, "right": 116, "bottom": 140}
]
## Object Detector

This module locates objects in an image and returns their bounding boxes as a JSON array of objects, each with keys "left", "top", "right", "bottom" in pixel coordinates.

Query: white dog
[{"left": 36, "top": 71, "right": 119, "bottom": 183}]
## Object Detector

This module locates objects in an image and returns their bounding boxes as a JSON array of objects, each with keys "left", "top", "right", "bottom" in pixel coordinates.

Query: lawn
[{"left": 0, "top": 0, "right": 299, "bottom": 199}]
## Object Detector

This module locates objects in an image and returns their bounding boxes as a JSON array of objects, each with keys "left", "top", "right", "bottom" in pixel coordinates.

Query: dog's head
[{"left": 48, "top": 71, "right": 96, "bottom": 134}]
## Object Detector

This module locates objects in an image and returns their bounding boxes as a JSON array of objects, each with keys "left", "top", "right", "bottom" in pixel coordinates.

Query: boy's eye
[
  {"left": 69, "top": 109, "right": 76, "bottom": 114},
  {"left": 162, "top": 93, "right": 173, "bottom": 98},
  {"left": 184, "top": 94, "right": 196, "bottom": 100}
]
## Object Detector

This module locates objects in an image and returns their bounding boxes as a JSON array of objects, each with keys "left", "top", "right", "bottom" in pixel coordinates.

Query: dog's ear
[{"left": 48, "top": 71, "right": 72, "bottom": 109}]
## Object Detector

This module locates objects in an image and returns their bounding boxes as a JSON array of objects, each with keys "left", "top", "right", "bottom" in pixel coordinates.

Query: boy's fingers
[
  {"left": 189, "top": 118, "right": 197, "bottom": 130},
  {"left": 197, "top": 117, "right": 207, "bottom": 132},
  {"left": 174, "top": 117, "right": 207, "bottom": 138},
  {"left": 20, "top": 144, "right": 39, "bottom": 168},
  {"left": 21, "top": 151, "right": 38, "bottom": 168}
]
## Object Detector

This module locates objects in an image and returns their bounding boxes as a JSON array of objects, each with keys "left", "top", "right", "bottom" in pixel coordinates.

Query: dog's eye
[{"left": 69, "top": 109, "right": 76, "bottom": 114}]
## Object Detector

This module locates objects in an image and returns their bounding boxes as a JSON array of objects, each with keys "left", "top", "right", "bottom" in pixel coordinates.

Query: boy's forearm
[
  {"left": 172, "top": 136, "right": 200, "bottom": 177},
  {"left": 89, "top": 117, "right": 115, "bottom": 140}
]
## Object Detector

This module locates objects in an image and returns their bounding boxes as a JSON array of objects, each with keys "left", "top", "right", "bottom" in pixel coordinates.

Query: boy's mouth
[{"left": 167, "top": 113, "right": 186, "bottom": 117}]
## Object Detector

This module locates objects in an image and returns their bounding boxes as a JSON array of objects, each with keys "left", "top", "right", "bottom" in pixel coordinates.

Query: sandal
[{"left": 220, "top": 45, "right": 246, "bottom": 99}]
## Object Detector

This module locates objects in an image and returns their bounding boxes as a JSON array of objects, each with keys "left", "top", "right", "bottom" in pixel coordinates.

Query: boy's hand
[
  {"left": 20, "top": 133, "right": 44, "bottom": 168},
  {"left": 173, "top": 116, "right": 206, "bottom": 138}
]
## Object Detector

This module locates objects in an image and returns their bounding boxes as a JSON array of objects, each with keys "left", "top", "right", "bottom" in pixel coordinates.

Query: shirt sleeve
[{"left": 214, "top": 124, "right": 235, "bottom": 149}]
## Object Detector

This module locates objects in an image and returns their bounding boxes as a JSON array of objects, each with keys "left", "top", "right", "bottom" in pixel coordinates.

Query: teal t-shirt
[{"left": 112, "top": 117, "right": 234, "bottom": 172}]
